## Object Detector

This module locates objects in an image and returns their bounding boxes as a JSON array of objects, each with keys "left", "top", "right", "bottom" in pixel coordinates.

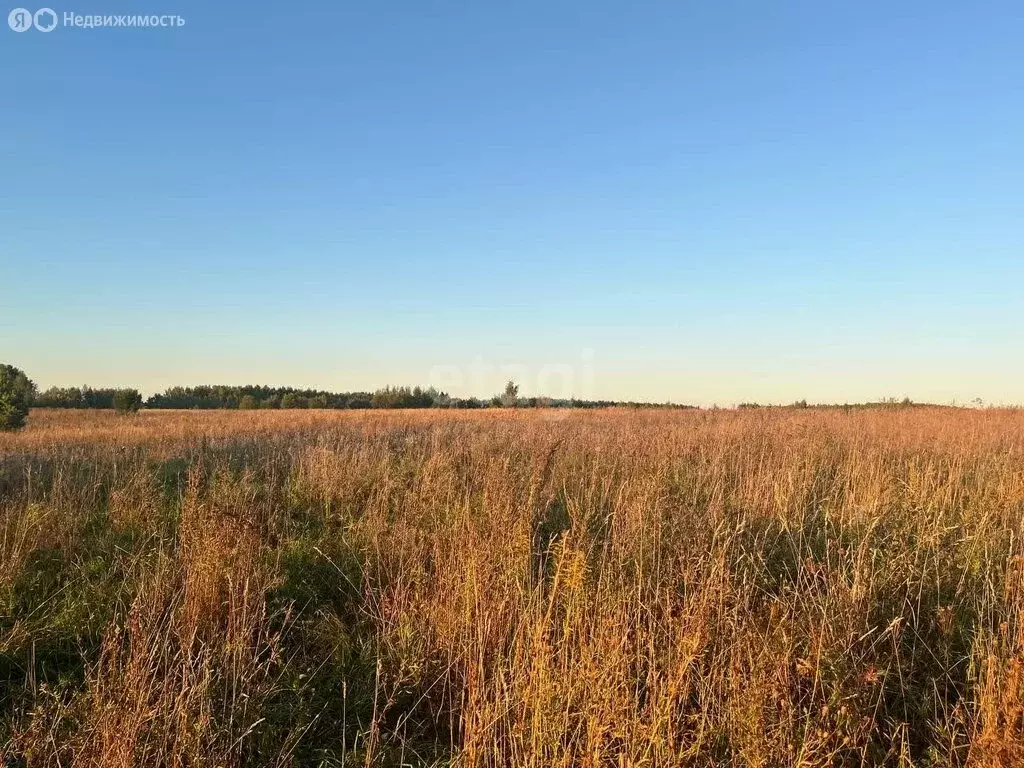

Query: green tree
[
  {"left": 500, "top": 380, "right": 519, "bottom": 408},
  {"left": 113, "top": 389, "right": 143, "bottom": 414},
  {"left": 239, "top": 394, "right": 259, "bottom": 410},
  {"left": 0, "top": 364, "right": 37, "bottom": 431}
]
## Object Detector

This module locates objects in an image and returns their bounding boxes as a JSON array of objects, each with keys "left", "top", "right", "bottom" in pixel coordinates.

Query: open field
[{"left": 2, "top": 407, "right": 1024, "bottom": 767}]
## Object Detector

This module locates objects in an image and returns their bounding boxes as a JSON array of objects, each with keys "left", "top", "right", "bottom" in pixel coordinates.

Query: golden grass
[{"left": 2, "top": 406, "right": 1024, "bottom": 766}]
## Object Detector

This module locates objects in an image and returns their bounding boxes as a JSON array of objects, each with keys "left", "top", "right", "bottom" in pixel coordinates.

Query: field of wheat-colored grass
[{"left": 2, "top": 406, "right": 1024, "bottom": 767}]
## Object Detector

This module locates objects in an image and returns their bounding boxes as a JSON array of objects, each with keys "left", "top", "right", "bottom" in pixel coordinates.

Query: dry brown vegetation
[{"left": 2, "top": 406, "right": 1024, "bottom": 767}]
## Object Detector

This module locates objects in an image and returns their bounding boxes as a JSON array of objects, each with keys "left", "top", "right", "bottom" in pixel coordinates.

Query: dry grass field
[{"left": 2, "top": 406, "right": 1024, "bottom": 767}]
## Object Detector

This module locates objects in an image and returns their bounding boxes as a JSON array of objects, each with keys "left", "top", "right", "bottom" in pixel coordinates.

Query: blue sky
[{"left": 2, "top": 1, "right": 1022, "bottom": 405}]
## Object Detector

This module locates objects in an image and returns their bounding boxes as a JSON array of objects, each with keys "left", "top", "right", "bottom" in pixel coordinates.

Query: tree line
[
  {"left": 34, "top": 386, "right": 143, "bottom": 411},
  {"left": 28, "top": 381, "right": 692, "bottom": 413},
  {"left": 0, "top": 362, "right": 943, "bottom": 435},
  {"left": 1, "top": 362, "right": 693, "bottom": 431},
  {"left": 1, "top": 367, "right": 143, "bottom": 429}
]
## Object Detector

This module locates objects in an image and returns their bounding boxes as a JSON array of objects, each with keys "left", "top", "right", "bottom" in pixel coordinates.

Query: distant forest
[
  {"left": 30, "top": 384, "right": 932, "bottom": 413},
  {"left": 33, "top": 384, "right": 691, "bottom": 411}
]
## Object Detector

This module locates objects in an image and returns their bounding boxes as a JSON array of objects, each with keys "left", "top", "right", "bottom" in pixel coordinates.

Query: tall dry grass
[{"left": 2, "top": 406, "right": 1024, "bottom": 766}]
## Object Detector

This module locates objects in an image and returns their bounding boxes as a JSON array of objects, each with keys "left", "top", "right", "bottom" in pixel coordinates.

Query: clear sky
[{"left": 3, "top": 1, "right": 1022, "bottom": 405}]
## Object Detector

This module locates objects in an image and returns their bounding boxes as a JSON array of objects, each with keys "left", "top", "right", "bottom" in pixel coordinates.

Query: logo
[
  {"left": 8, "top": 9, "right": 186, "bottom": 30},
  {"left": 8, "top": 7, "right": 31, "bottom": 30},
  {"left": 8, "top": 6, "right": 56, "bottom": 30},
  {"left": 33, "top": 6, "right": 55, "bottom": 29}
]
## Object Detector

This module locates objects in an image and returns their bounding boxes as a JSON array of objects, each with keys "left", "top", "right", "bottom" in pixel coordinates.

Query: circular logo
[
  {"left": 8, "top": 7, "right": 33, "bottom": 31},
  {"left": 33, "top": 7, "right": 56, "bottom": 31}
]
